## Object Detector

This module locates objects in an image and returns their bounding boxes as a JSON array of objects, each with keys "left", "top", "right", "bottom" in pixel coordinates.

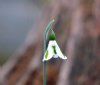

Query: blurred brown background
[{"left": 0, "top": 0, "right": 100, "bottom": 85}]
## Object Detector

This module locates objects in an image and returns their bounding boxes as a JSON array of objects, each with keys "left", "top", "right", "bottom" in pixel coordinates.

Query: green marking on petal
[
  {"left": 52, "top": 46, "right": 57, "bottom": 54},
  {"left": 44, "top": 50, "right": 48, "bottom": 59}
]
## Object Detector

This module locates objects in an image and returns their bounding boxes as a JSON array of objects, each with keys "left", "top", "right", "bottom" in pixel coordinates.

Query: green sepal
[{"left": 49, "top": 30, "right": 56, "bottom": 40}]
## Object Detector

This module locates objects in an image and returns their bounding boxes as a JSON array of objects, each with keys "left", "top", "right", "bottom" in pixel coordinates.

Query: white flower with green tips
[{"left": 43, "top": 31, "right": 67, "bottom": 62}]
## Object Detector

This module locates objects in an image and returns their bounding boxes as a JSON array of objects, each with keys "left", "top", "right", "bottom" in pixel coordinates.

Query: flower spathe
[{"left": 43, "top": 40, "right": 67, "bottom": 62}]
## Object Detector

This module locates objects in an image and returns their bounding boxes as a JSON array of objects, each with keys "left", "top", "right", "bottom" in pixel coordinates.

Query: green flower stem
[{"left": 43, "top": 19, "right": 55, "bottom": 85}]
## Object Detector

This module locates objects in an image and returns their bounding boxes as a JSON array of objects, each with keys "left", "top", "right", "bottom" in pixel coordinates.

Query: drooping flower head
[{"left": 43, "top": 30, "right": 67, "bottom": 62}]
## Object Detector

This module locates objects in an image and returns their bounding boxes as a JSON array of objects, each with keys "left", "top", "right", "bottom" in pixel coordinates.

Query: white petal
[
  {"left": 53, "top": 54, "right": 58, "bottom": 58},
  {"left": 54, "top": 40, "right": 67, "bottom": 60},
  {"left": 43, "top": 41, "right": 54, "bottom": 61}
]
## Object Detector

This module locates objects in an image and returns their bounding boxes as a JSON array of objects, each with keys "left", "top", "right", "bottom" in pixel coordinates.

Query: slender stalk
[{"left": 43, "top": 19, "right": 55, "bottom": 85}]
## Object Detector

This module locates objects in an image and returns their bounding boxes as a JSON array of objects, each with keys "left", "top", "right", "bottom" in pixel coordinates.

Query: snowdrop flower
[{"left": 43, "top": 31, "right": 67, "bottom": 62}]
